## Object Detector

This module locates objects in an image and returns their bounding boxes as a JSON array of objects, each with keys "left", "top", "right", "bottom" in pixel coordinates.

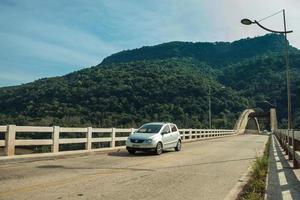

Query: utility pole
[
  {"left": 283, "top": 9, "right": 292, "bottom": 129},
  {"left": 208, "top": 84, "right": 212, "bottom": 129}
]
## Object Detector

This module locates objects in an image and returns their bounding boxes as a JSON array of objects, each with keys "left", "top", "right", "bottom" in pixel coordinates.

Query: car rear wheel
[
  {"left": 128, "top": 149, "right": 136, "bottom": 154},
  {"left": 175, "top": 140, "right": 181, "bottom": 151},
  {"left": 155, "top": 142, "right": 163, "bottom": 155}
]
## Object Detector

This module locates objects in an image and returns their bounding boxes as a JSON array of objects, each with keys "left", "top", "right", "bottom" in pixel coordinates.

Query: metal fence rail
[
  {"left": 274, "top": 129, "right": 300, "bottom": 169},
  {"left": 0, "top": 125, "right": 236, "bottom": 157}
]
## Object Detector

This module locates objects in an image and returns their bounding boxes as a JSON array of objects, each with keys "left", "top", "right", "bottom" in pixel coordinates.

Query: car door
[
  {"left": 161, "top": 124, "right": 172, "bottom": 149},
  {"left": 170, "top": 124, "right": 179, "bottom": 147}
]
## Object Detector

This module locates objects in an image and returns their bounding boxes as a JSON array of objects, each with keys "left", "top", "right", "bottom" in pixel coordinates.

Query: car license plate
[{"left": 132, "top": 144, "right": 139, "bottom": 147}]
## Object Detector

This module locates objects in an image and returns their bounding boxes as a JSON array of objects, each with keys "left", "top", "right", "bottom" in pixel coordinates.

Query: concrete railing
[
  {"left": 0, "top": 125, "right": 235, "bottom": 157},
  {"left": 274, "top": 129, "right": 300, "bottom": 169}
]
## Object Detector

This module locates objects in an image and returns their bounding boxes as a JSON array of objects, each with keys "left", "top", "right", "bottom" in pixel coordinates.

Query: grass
[{"left": 238, "top": 136, "right": 271, "bottom": 200}]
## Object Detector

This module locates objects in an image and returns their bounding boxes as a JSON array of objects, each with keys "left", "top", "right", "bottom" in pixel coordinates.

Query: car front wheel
[
  {"left": 128, "top": 149, "right": 136, "bottom": 154},
  {"left": 175, "top": 140, "right": 181, "bottom": 151},
  {"left": 155, "top": 142, "right": 163, "bottom": 155}
]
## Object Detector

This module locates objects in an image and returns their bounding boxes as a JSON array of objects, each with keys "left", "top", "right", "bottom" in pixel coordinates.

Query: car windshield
[{"left": 137, "top": 124, "right": 163, "bottom": 133}]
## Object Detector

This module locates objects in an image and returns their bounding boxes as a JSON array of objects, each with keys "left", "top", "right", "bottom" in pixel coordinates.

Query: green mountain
[
  {"left": 0, "top": 34, "right": 299, "bottom": 129},
  {"left": 221, "top": 52, "right": 300, "bottom": 128},
  {"left": 0, "top": 59, "right": 246, "bottom": 128},
  {"left": 102, "top": 34, "right": 294, "bottom": 67}
]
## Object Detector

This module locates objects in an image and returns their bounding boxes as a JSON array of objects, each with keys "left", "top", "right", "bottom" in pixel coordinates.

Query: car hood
[{"left": 129, "top": 133, "right": 157, "bottom": 139}]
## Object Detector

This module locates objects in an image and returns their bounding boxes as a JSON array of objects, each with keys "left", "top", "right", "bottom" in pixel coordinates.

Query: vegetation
[
  {"left": 0, "top": 58, "right": 246, "bottom": 128},
  {"left": 221, "top": 52, "right": 300, "bottom": 128},
  {"left": 102, "top": 34, "right": 295, "bottom": 67},
  {"left": 238, "top": 136, "right": 271, "bottom": 200},
  {"left": 0, "top": 33, "right": 299, "bottom": 129}
]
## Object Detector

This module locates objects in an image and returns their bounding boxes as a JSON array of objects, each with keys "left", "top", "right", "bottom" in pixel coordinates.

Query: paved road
[{"left": 0, "top": 135, "right": 268, "bottom": 200}]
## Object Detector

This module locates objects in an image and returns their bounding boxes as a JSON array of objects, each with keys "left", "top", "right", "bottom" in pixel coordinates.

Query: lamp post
[
  {"left": 241, "top": 9, "right": 293, "bottom": 129},
  {"left": 208, "top": 84, "right": 212, "bottom": 129}
]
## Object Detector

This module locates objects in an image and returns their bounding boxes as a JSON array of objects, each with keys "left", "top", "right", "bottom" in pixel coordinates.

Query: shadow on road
[
  {"left": 36, "top": 164, "right": 155, "bottom": 172},
  {"left": 107, "top": 150, "right": 174, "bottom": 157}
]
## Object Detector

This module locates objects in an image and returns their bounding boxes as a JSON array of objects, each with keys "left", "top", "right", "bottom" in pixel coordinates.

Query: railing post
[
  {"left": 86, "top": 127, "right": 92, "bottom": 151},
  {"left": 284, "top": 131, "right": 287, "bottom": 155},
  {"left": 5, "top": 125, "right": 16, "bottom": 156},
  {"left": 189, "top": 129, "right": 192, "bottom": 140},
  {"left": 52, "top": 126, "right": 59, "bottom": 153},
  {"left": 281, "top": 131, "right": 284, "bottom": 147},
  {"left": 292, "top": 130, "right": 296, "bottom": 167},
  {"left": 286, "top": 132, "right": 289, "bottom": 155},
  {"left": 288, "top": 130, "right": 292, "bottom": 160},
  {"left": 293, "top": 131, "right": 300, "bottom": 169},
  {"left": 130, "top": 128, "right": 135, "bottom": 135},
  {"left": 111, "top": 128, "right": 116, "bottom": 148}
]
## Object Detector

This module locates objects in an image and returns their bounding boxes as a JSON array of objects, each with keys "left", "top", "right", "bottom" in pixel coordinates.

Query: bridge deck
[{"left": 0, "top": 135, "right": 268, "bottom": 200}]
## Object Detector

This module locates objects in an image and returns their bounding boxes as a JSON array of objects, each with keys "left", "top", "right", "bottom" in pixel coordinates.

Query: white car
[{"left": 126, "top": 122, "right": 181, "bottom": 155}]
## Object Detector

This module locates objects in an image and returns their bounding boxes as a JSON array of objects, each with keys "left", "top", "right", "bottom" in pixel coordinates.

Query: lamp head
[{"left": 241, "top": 18, "right": 253, "bottom": 25}]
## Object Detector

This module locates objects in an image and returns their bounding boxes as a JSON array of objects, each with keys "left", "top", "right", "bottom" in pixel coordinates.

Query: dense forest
[
  {"left": 102, "top": 34, "right": 296, "bottom": 67},
  {"left": 0, "top": 34, "right": 299, "bottom": 129}
]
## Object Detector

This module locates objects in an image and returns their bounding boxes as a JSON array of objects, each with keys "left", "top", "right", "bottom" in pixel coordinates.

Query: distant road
[{"left": 0, "top": 135, "right": 268, "bottom": 200}]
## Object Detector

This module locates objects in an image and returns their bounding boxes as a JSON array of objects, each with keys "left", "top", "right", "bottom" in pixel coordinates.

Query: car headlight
[{"left": 144, "top": 139, "right": 152, "bottom": 144}]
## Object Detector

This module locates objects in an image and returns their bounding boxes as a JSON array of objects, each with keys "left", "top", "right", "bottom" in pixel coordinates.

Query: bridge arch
[
  {"left": 234, "top": 109, "right": 257, "bottom": 134},
  {"left": 234, "top": 108, "right": 278, "bottom": 134}
]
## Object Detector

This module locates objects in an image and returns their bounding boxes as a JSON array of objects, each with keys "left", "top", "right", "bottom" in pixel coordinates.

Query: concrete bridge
[{"left": 0, "top": 108, "right": 295, "bottom": 200}]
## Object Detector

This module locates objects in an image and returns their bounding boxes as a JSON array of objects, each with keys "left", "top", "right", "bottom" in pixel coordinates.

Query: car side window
[
  {"left": 170, "top": 125, "right": 177, "bottom": 132},
  {"left": 161, "top": 125, "right": 171, "bottom": 133}
]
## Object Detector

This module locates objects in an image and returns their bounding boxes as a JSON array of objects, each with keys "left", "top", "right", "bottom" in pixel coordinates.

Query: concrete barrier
[{"left": 274, "top": 129, "right": 300, "bottom": 169}]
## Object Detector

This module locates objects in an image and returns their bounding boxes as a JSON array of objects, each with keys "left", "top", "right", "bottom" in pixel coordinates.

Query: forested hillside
[
  {"left": 0, "top": 59, "right": 247, "bottom": 128},
  {"left": 102, "top": 34, "right": 295, "bottom": 67},
  {"left": 0, "top": 34, "right": 299, "bottom": 129},
  {"left": 221, "top": 52, "right": 300, "bottom": 128}
]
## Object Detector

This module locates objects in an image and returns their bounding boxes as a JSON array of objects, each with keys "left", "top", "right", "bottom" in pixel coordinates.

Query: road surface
[{"left": 0, "top": 135, "right": 268, "bottom": 200}]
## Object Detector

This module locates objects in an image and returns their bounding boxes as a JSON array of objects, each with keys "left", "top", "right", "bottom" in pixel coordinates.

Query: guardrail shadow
[
  {"left": 35, "top": 164, "right": 155, "bottom": 172},
  {"left": 108, "top": 149, "right": 175, "bottom": 157},
  {"left": 266, "top": 136, "right": 300, "bottom": 199}
]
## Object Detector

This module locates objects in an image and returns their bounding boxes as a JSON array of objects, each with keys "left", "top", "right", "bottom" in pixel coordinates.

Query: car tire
[
  {"left": 128, "top": 149, "right": 136, "bottom": 154},
  {"left": 175, "top": 140, "right": 181, "bottom": 151},
  {"left": 155, "top": 142, "right": 163, "bottom": 155}
]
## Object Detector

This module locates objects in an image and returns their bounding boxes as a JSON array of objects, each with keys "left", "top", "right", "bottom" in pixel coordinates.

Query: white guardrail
[
  {"left": 0, "top": 125, "right": 236, "bottom": 157},
  {"left": 274, "top": 129, "right": 300, "bottom": 169}
]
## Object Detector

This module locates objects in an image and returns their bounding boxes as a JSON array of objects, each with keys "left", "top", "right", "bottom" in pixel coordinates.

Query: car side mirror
[{"left": 161, "top": 131, "right": 167, "bottom": 135}]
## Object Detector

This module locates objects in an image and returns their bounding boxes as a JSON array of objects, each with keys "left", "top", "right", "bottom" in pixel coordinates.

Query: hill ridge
[{"left": 101, "top": 34, "right": 292, "bottom": 66}]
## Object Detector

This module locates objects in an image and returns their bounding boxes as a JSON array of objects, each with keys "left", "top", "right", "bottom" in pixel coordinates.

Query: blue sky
[{"left": 1, "top": 0, "right": 299, "bottom": 86}]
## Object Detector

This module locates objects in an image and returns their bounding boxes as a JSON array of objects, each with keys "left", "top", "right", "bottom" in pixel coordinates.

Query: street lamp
[
  {"left": 263, "top": 100, "right": 276, "bottom": 108},
  {"left": 241, "top": 9, "right": 293, "bottom": 129}
]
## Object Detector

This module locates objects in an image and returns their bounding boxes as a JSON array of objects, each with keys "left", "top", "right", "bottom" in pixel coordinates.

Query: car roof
[{"left": 143, "top": 122, "right": 174, "bottom": 126}]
